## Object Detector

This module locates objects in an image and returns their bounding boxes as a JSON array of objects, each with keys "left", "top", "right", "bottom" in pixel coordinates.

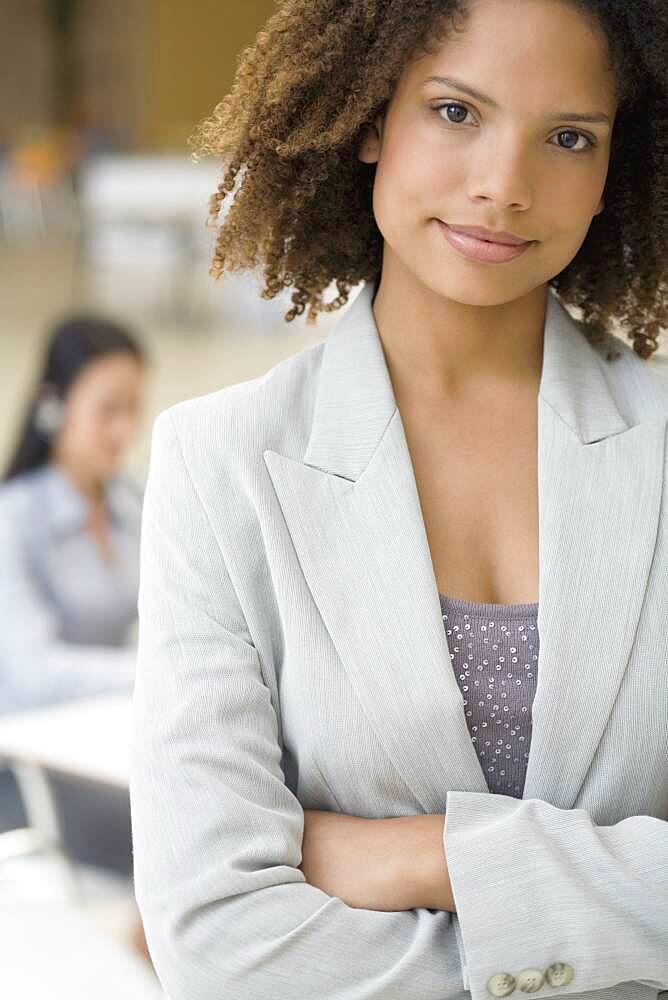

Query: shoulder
[
  {"left": 152, "top": 338, "right": 326, "bottom": 475},
  {"left": 0, "top": 467, "right": 45, "bottom": 523},
  {"left": 645, "top": 356, "right": 668, "bottom": 413},
  {"left": 0, "top": 470, "right": 49, "bottom": 564},
  {"left": 590, "top": 330, "right": 668, "bottom": 424}
]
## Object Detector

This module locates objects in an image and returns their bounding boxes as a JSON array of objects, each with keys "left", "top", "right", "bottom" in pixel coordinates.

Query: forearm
[
  {"left": 300, "top": 808, "right": 455, "bottom": 913},
  {"left": 382, "top": 812, "right": 455, "bottom": 913}
]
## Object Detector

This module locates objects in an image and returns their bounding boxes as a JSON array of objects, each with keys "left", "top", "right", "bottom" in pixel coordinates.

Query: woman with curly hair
[{"left": 130, "top": 2, "right": 668, "bottom": 999}]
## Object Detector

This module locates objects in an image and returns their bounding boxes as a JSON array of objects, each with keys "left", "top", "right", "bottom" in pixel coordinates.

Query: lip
[
  {"left": 436, "top": 220, "right": 535, "bottom": 263},
  {"left": 445, "top": 223, "right": 532, "bottom": 245}
]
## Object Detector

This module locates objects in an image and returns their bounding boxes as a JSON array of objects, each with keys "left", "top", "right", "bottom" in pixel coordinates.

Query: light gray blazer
[{"left": 130, "top": 281, "right": 668, "bottom": 1000}]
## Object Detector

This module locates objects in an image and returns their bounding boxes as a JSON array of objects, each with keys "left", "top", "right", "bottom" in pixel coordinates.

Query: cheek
[
  {"left": 70, "top": 407, "right": 107, "bottom": 448},
  {"left": 540, "top": 163, "right": 606, "bottom": 216},
  {"left": 373, "top": 136, "right": 457, "bottom": 230}
]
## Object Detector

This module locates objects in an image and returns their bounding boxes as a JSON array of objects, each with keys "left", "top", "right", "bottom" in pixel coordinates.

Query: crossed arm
[{"left": 299, "top": 808, "right": 455, "bottom": 913}]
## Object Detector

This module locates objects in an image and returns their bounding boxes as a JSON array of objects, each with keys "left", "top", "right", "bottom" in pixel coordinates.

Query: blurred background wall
[
  {"left": 138, "top": 0, "right": 279, "bottom": 150},
  {"left": 0, "top": 0, "right": 342, "bottom": 479},
  {"left": 0, "top": 1, "right": 278, "bottom": 150}
]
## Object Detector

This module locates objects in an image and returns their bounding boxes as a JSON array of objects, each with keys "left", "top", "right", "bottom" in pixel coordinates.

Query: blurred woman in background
[{"left": 0, "top": 314, "right": 147, "bottom": 877}]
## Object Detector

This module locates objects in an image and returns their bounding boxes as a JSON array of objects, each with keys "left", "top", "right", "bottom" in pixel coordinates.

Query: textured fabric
[
  {"left": 439, "top": 593, "right": 538, "bottom": 798},
  {"left": 0, "top": 462, "right": 141, "bottom": 715},
  {"left": 130, "top": 280, "right": 668, "bottom": 1000}
]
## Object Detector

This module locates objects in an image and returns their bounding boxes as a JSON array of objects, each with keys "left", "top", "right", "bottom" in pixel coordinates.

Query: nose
[{"left": 467, "top": 135, "right": 533, "bottom": 211}]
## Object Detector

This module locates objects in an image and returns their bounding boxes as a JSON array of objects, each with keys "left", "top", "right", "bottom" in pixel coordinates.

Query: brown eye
[
  {"left": 552, "top": 129, "right": 595, "bottom": 152},
  {"left": 435, "top": 101, "right": 472, "bottom": 125},
  {"left": 433, "top": 100, "right": 597, "bottom": 154}
]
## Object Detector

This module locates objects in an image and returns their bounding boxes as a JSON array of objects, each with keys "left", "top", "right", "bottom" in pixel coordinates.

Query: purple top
[{"left": 439, "top": 592, "right": 539, "bottom": 799}]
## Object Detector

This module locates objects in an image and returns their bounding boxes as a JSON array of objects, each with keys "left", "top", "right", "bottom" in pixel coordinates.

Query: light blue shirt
[{"left": 0, "top": 462, "right": 143, "bottom": 715}]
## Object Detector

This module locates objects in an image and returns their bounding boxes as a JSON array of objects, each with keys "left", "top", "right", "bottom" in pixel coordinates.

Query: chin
[{"left": 425, "top": 275, "right": 529, "bottom": 309}]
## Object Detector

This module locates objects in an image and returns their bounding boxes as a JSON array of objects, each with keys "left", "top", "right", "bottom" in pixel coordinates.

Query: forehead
[
  {"left": 72, "top": 353, "right": 143, "bottom": 393},
  {"left": 400, "top": 0, "right": 615, "bottom": 108}
]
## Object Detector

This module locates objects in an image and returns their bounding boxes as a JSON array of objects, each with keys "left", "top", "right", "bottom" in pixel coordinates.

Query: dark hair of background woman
[
  {"left": 3, "top": 316, "right": 146, "bottom": 482},
  {"left": 189, "top": 0, "right": 667, "bottom": 361}
]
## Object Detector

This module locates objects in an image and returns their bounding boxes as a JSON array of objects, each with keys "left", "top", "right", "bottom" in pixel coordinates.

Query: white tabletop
[
  {"left": 0, "top": 694, "right": 131, "bottom": 788},
  {"left": 0, "top": 900, "right": 164, "bottom": 999}
]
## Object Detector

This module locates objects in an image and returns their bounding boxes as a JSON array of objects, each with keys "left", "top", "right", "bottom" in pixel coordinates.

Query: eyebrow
[{"left": 423, "top": 75, "right": 611, "bottom": 124}]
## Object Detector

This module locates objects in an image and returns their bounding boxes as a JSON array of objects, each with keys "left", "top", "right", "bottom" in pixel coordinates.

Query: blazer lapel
[{"left": 264, "top": 282, "right": 665, "bottom": 813}]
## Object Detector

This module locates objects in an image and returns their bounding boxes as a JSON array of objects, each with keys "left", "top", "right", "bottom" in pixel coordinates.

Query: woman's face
[
  {"left": 358, "top": 0, "right": 619, "bottom": 306},
  {"left": 55, "top": 352, "right": 145, "bottom": 480}
]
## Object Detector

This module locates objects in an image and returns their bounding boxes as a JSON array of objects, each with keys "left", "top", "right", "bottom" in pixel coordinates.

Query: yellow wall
[{"left": 137, "top": 0, "right": 277, "bottom": 151}]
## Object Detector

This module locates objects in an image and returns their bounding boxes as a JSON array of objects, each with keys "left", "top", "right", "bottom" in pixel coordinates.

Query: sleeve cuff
[
  {"left": 444, "top": 790, "right": 607, "bottom": 1000},
  {"left": 452, "top": 912, "right": 470, "bottom": 990}
]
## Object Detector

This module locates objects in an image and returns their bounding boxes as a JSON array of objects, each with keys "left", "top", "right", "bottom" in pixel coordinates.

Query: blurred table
[
  {"left": 0, "top": 694, "right": 131, "bottom": 857},
  {"left": 0, "top": 693, "right": 130, "bottom": 788},
  {"left": 75, "top": 153, "right": 222, "bottom": 327},
  {"left": 0, "top": 900, "right": 164, "bottom": 999}
]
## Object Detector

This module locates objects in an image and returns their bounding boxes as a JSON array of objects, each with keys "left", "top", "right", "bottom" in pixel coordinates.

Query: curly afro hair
[{"left": 189, "top": 0, "right": 667, "bottom": 361}]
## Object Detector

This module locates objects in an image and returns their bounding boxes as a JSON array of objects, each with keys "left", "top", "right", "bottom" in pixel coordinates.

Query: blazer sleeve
[
  {"left": 0, "top": 499, "right": 136, "bottom": 712},
  {"left": 444, "top": 790, "right": 668, "bottom": 1000},
  {"left": 129, "top": 408, "right": 467, "bottom": 1000}
]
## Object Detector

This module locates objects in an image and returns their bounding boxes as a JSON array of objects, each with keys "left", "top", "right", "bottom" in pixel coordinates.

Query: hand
[{"left": 298, "top": 809, "right": 454, "bottom": 912}]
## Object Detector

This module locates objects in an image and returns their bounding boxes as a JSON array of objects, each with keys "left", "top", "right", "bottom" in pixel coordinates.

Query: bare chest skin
[{"left": 398, "top": 393, "right": 540, "bottom": 606}]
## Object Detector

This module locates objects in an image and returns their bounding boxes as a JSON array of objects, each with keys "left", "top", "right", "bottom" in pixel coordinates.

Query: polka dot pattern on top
[{"left": 439, "top": 591, "right": 539, "bottom": 799}]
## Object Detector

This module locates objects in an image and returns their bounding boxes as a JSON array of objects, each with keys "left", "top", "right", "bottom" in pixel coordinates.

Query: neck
[
  {"left": 371, "top": 261, "right": 547, "bottom": 409},
  {"left": 52, "top": 456, "right": 105, "bottom": 505}
]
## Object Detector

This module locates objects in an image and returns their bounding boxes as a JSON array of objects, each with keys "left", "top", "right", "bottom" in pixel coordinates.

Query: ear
[{"left": 358, "top": 115, "right": 384, "bottom": 164}]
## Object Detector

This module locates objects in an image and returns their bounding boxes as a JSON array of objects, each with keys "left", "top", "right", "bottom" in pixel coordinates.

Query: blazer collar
[
  {"left": 303, "top": 281, "right": 628, "bottom": 481},
  {"left": 264, "top": 281, "right": 664, "bottom": 813}
]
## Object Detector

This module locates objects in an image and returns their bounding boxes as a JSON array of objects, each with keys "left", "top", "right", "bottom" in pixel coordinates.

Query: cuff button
[
  {"left": 487, "top": 973, "right": 517, "bottom": 997},
  {"left": 545, "top": 963, "right": 574, "bottom": 987},
  {"left": 517, "top": 969, "right": 545, "bottom": 992}
]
